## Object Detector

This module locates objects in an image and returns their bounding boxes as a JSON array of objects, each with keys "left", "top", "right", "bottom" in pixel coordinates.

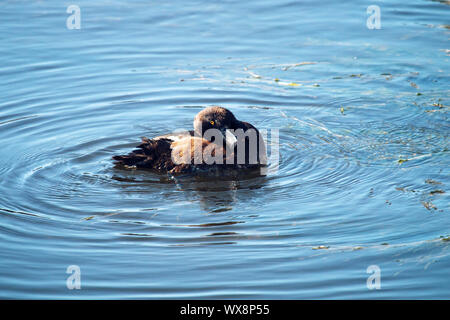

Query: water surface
[{"left": 0, "top": 0, "right": 449, "bottom": 299}]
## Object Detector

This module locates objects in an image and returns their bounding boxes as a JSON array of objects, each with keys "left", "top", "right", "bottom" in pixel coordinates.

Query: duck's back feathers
[
  {"left": 153, "top": 130, "right": 194, "bottom": 142},
  {"left": 113, "top": 135, "right": 230, "bottom": 174}
]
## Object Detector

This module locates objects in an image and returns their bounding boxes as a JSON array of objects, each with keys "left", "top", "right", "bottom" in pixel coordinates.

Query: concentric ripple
[{"left": 0, "top": 0, "right": 449, "bottom": 299}]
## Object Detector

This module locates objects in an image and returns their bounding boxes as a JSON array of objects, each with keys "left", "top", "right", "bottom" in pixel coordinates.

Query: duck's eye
[{"left": 210, "top": 120, "right": 215, "bottom": 126}]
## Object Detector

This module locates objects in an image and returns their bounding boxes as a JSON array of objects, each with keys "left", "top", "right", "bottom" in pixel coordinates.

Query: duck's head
[{"left": 194, "top": 106, "right": 238, "bottom": 147}]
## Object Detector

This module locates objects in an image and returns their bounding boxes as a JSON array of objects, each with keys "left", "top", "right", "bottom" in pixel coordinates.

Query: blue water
[{"left": 0, "top": 0, "right": 449, "bottom": 299}]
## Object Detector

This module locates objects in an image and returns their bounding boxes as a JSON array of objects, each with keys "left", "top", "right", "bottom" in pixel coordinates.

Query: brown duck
[{"left": 113, "top": 106, "right": 267, "bottom": 176}]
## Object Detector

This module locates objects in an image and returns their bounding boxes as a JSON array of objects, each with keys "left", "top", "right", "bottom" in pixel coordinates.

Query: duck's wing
[{"left": 113, "top": 137, "right": 175, "bottom": 170}]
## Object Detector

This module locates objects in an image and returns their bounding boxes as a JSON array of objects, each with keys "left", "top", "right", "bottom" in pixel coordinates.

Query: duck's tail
[{"left": 113, "top": 137, "right": 174, "bottom": 170}]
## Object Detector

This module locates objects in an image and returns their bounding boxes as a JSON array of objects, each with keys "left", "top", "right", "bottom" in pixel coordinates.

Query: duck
[{"left": 113, "top": 106, "right": 267, "bottom": 176}]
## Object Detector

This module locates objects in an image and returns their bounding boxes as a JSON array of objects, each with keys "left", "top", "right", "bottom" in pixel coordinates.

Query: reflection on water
[
  {"left": 173, "top": 175, "right": 267, "bottom": 212},
  {"left": 112, "top": 170, "right": 267, "bottom": 212},
  {"left": 0, "top": 0, "right": 449, "bottom": 298}
]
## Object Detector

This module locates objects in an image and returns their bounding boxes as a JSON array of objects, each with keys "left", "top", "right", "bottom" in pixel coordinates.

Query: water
[{"left": 0, "top": 0, "right": 449, "bottom": 299}]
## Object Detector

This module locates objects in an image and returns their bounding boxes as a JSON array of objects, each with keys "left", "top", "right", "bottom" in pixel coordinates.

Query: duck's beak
[{"left": 222, "top": 128, "right": 237, "bottom": 149}]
